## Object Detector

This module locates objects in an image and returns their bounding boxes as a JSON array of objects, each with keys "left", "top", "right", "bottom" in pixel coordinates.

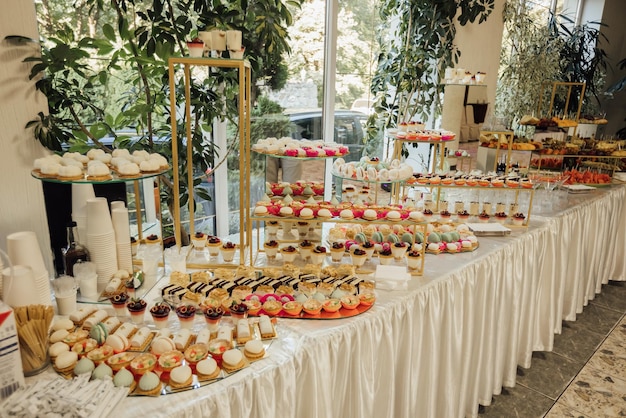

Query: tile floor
[{"left": 478, "top": 280, "right": 626, "bottom": 417}]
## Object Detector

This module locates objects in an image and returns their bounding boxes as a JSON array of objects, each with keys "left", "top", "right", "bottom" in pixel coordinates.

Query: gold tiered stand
[{"left": 168, "top": 57, "right": 252, "bottom": 267}]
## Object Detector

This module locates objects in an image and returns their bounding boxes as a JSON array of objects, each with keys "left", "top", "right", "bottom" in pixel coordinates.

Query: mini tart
[
  {"left": 243, "top": 299, "right": 262, "bottom": 316},
  {"left": 282, "top": 301, "right": 303, "bottom": 316},
  {"left": 322, "top": 298, "right": 342, "bottom": 313},
  {"left": 358, "top": 293, "right": 376, "bottom": 306},
  {"left": 195, "top": 357, "right": 221, "bottom": 381},
  {"left": 221, "top": 349, "right": 245, "bottom": 373},
  {"left": 243, "top": 340, "right": 265, "bottom": 360},
  {"left": 184, "top": 344, "right": 208, "bottom": 365},
  {"left": 169, "top": 365, "right": 193, "bottom": 389},
  {"left": 71, "top": 338, "right": 98, "bottom": 357},
  {"left": 262, "top": 299, "right": 283, "bottom": 316},
  {"left": 302, "top": 299, "right": 323, "bottom": 315},
  {"left": 86, "top": 344, "right": 114, "bottom": 364},
  {"left": 136, "top": 371, "right": 162, "bottom": 396},
  {"left": 340, "top": 295, "right": 360, "bottom": 310},
  {"left": 158, "top": 350, "right": 184, "bottom": 372},
  {"left": 107, "top": 351, "right": 136, "bottom": 371},
  {"left": 130, "top": 352, "right": 157, "bottom": 375}
]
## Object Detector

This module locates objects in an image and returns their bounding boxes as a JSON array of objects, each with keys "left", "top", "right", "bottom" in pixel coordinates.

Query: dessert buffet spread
[
  {"left": 47, "top": 304, "right": 277, "bottom": 396},
  {"left": 406, "top": 170, "right": 534, "bottom": 189},
  {"left": 326, "top": 222, "right": 479, "bottom": 256},
  {"left": 332, "top": 157, "right": 414, "bottom": 182},
  {"left": 390, "top": 128, "right": 457, "bottom": 142},
  {"left": 251, "top": 137, "right": 349, "bottom": 158},
  {"left": 32, "top": 149, "right": 169, "bottom": 181},
  {"left": 161, "top": 264, "right": 376, "bottom": 319}
]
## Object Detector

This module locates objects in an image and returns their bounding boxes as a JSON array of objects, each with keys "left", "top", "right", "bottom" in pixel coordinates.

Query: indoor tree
[{"left": 15, "top": 0, "right": 302, "bottom": 241}]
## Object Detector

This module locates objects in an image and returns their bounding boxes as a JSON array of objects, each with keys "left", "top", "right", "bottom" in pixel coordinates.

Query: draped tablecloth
[{"left": 106, "top": 186, "right": 625, "bottom": 417}]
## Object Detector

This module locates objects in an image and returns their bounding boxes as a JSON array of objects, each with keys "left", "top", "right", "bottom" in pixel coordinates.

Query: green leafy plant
[
  {"left": 367, "top": 0, "right": 494, "bottom": 150},
  {"left": 12, "top": 0, "right": 302, "bottom": 242}
]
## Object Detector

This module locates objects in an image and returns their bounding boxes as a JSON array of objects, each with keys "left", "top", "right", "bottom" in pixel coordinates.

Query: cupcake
[
  {"left": 191, "top": 232, "right": 207, "bottom": 250},
  {"left": 175, "top": 304, "right": 197, "bottom": 329},
  {"left": 149, "top": 302, "right": 171, "bottom": 329},
  {"left": 220, "top": 242, "right": 237, "bottom": 262},
  {"left": 110, "top": 293, "right": 129, "bottom": 317},
  {"left": 126, "top": 298, "right": 147, "bottom": 324},
  {"left": 206, "top": 236, "right": 222, "bottom": 256},
  {"left": 203, "top": 307, "right": 223, "bottom": 332},
  {"left": 330, "top": 242, "right": 345, "bottom": 262}
]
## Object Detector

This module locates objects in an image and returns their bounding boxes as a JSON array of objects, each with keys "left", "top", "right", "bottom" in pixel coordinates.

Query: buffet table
[{"left": 41, "top": 186, "right": 626, "bottom": 418}]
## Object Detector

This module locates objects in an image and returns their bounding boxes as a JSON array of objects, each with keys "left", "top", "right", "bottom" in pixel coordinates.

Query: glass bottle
[{"left": 63, "top": 221, "right": 90, "bottom": 276}]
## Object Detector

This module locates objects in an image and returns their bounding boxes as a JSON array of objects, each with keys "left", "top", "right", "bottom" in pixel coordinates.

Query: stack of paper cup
[
  {"left": 112, "top": 206, "right": 133, "bottom": 272},
  {"left": 86, "top": 198, "right": 118, "bottom": 292},
  {"left": 2, "top": 265, "right": 42, "bottom": 307},
  {"left": 6, "top": 231, "right": 52, "bottom": 306},
  {"left": 71, "top": 183, "right": 96, "bottom": 242}
]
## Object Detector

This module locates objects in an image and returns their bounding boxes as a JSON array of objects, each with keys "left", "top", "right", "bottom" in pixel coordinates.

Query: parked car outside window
[{"left": 284, "top": 109, "right": 368, "bottom": 162}]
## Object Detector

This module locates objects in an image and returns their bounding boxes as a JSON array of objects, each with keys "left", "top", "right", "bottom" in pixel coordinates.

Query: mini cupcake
[
  {"left": 175, "top": 304, "right": 197, "bottom": 329},
  {"left": 149, "top": 302, "right": 171, "bottom": 329},
  {"left": 220, "top": 241, "right": 237, "bottom": 262},
  {"left": 126, "top": 298, "right": 147, "bottom": 324}
]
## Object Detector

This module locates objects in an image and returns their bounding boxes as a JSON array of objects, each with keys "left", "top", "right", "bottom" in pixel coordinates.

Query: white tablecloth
[{"left": 101, "top": 186, "right": 626, "bottom": 417}]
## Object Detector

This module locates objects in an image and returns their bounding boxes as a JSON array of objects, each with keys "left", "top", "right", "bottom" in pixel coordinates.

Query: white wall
[{"left": 0, "top": 1, "right": 53, "bottom": 271}]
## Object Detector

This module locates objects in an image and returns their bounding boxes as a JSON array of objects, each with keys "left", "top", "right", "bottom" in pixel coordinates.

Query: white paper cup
[
  {"left": 211, "top": 30, "right": 226, "bottom": 52},
  {"left": 112, "top": 207, "right": 131, "bottom": 243},
  {"left": 86, "top": 198, "right": 114, "bottom": 235},
  {"left": 6, "top": 231, "right": 47, "bottom": 277},
  {"left": 71, "top": 183, "right": 95, "bottom": 219},
  {"left": 56, "top": 292, "right": 77, "bottom": 315},
  {"left": 198, "top": 31, "right": 212, "bottom": 55},
  {"left": 110, "top": 201, "right": 126, "bottom": 211},
  {"left": 226, "top": 30, "right": 242, "bottom": 51},
  {"left": 2, "top": 265, "right": 40, "bottom": 307}
]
